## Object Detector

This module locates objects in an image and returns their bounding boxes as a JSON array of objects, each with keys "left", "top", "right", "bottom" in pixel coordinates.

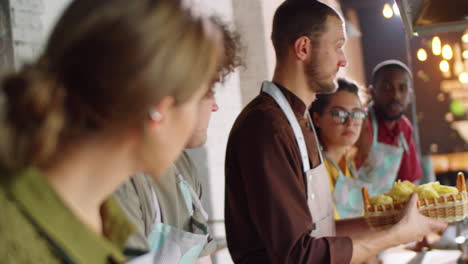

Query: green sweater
[{"left": 0, "top": 167, "right": 134, "bottom": 264}]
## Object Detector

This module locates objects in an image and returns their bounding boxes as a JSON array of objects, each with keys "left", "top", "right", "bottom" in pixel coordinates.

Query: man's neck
[
  {"left": 372, "top": 104, "right": 399, "bottom": 130},
  {"left": 384, "top": 119, "right": 398, "bottom": 130},
  {"left": 272, "top": 65, "right": 316, "bottom": 117}
]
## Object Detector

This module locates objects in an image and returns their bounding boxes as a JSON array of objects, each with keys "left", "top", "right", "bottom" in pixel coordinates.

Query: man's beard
[
  {"left": 382, "top": 112, "right": 403, "bottom": 121},
  {"left": 304, "top": 56, "right": 337, "bottom": 94},
  {"left": 375, "top": 102, "right": 404, "bottom": 121}
]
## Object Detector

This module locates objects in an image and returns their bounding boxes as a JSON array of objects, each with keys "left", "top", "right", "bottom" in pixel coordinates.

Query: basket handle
[
  {"left": 362, "top": 187, "right": 370, "bottom": 209},
  {"left": 457, "top": 172, "right": 466, "bottom": 192}
]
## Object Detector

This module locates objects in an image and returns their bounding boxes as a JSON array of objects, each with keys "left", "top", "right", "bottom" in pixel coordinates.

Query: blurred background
[{"left": 2, "top": 0, "right": 467, "bottom": 263}]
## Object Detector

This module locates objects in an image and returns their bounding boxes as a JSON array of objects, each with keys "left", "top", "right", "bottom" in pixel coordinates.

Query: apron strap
[
  {"left": 176, "top": 173, "right": 209, "bottom": 221},
  {"left": 347, "top": 158, "right": 359, "bottom": 177},
  {"left": 370, "top": 105, "right": 409, "bottom": 154},
  {"left": 324, "top": 151, "right": 359, "bottom": 180},
  {"left": 323, "top": 152, "right": 343, "bottom": 176},
  {"left": 261, "top": 81, "right": 311, "bottom": 172},
  {"left": 398, "top": 132, "right": 410, "bottom": 154},
  {"left": 308, "top": 111, "right": 324, "bottom": 165},
  {"left": 150, "top": 187, "right": 162, "bottom": 223},
  {"left": 369, "top": 106, "right": 379, "bottom": 145}
]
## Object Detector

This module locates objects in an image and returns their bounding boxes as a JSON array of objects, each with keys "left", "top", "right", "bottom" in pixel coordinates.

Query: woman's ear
[{"left": 148, "top": 96, "right": 175, "bottom": 128}]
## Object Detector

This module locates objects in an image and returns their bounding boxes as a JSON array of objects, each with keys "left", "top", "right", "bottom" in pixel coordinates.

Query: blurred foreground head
[{"left": 0, "top": 0, "right": 222, "bottom": 174}]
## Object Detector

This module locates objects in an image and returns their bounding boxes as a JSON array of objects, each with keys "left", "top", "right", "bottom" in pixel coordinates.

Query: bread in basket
[{"left": 362, "top": 172, "right": 468, "bottom": 229}]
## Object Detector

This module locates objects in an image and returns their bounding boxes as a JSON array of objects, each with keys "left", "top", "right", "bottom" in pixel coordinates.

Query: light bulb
[
  {"left": 442, "top": 44, "right": 453, "bottom": 60},
  {"left": 417, "top": 48, "right": 427, "bottom": 61},
  {"left": 460, "top": 72, "right": 468, "bottom": 84},
  {"left": 432, "top": 37, "right": 441, "bottom": 55},
  {"left": 440, "top": 60, "right": 450, "bottom": 73},
  {"left": 463, "top": 50, "right": 468, "bottom": 59},
  {"left": 462, "top": 34, "right": 468, "bottom": 43},
  {"left": 382, "top": 3, "right": 393, "bottom": 19}
]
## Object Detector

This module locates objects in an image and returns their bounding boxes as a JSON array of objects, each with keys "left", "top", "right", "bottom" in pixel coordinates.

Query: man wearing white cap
[{"left": 355, "top": 60, "right": 423, "bottom": 198}]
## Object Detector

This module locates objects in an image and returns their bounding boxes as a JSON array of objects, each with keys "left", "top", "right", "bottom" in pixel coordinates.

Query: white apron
[
  {"left": 262, "top": 81, "right": 335, "bottom": 238},
  {"left": 325, "top": 152, "right": 371, "bottom": 218},
  {"left": 127, "top": 171, "right": 209, "bottom": 264},
  {"left": 357, "top": 106, "right": 409, "bottom": 197}
]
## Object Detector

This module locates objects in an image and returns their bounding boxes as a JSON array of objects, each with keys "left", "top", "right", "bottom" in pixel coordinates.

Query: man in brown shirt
[{"left": 224, "top": 1, "right": 447, "bottom": 263}]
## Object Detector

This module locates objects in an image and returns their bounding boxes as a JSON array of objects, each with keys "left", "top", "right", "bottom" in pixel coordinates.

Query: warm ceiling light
[
  {"left": 463, "top": 34, "right": 468, "bottom": 43},
  {"left": 463, "top": 50, "right": 468, "bottom": 59},
  {"left": 432, "top": 37, "right": 441, "bottom": 55},
  {"left": 440, "top": 60, "right": 450, "bottom": 73},
  {"left": 417, "top": 48, "right": 427, "bottom": 61},
  {"left": 454, "top": 61, "right": 464, "bottom": 75},
  {"left": 382, "top": 3, "right": 393, "bottom": 19},
  {"left": 392, "top": 3, "right": 400, "bottom": 16},
  {"left": 442, "top": 44, "right": 453, "bottom": 60},
  {"left": 460, "top": 72, "right": 468, "bottom": 84}
]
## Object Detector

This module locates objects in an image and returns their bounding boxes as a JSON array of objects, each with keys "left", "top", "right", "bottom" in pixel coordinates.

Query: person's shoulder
[
  {"left": 230, "top": 93, "right": 289, "bottom": 139},
  {"left": 114, "top": 174, "right": 147, "bottom": 203},
  {"left": 114, "top": 173, "right": 154, "bottom": 222},
  {"left": 0, "top": 188, "right": 61, "bottom": 263},
  {"left": 175, "top": 151, "right": 196, "bottom": 173},
  {"left": 175, "top": 151, "right": 199, "bottom": 187}
]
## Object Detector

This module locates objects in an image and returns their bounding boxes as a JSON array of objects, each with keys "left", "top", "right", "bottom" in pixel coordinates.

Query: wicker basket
[{"left": 362, "top": 172, "right": 468, "bottom": 230}]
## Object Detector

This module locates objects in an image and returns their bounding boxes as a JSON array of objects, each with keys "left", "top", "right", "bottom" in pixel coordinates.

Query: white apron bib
[
  {"left": 262, "top": 81, "right": 335, "bottom": 238},
  {"left": 325, "top": 152, "right": 371, "bottom": 218},
  {"left": 357, "top": 106, "right": 408, "bottom": 197},
  {"left": 128, "top": 170, "right": 210, "bottom": 264}
]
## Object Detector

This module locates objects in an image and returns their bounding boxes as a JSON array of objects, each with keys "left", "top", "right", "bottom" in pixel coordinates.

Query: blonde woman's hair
[{"left": 0, "top": 0, "right": 221, "bottom": 171}]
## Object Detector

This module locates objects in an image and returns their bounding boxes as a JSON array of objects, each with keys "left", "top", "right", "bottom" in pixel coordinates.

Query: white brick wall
[
  {"left": 41, "top": 0, "right": 69, "bottom": 39},
  {"left": 10, "top": 0, "right": 44, "bottom": 68},
  {"left": 188, "top": 1, "right": 280, "bottom": 262},
  {"left": 10, "top": 0, "right": 70, "bottom": 67}
]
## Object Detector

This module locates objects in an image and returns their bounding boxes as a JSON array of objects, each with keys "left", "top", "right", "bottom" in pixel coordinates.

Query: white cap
[{"left": 371, "top": 59, "right": 413, "bottom": 80}]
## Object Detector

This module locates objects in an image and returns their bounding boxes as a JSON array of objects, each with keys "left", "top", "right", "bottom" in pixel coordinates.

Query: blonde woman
[{"left": 0, "top": 0, "right": 222, "bottom": 263}]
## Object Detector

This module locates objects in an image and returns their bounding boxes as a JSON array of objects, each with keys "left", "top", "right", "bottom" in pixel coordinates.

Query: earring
[{"left": 149, "top": 109, "right": 163, "bottom": 122}]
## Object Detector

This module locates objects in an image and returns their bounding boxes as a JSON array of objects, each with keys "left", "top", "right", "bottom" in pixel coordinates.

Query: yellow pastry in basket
[
  {"left": 434, "top": 184, "right": 459, "bottom": 195},
  {"left": 414, "top": 182, "right": 439, "bottom": 198},
  {"left": 369, "top": 194, "right": 393, "bottom": 206},
  {"left": 363, "top": 173, "right": 467, "bottom": 228},
  {"left": 386, "top": 180, "right": 415, "bottom": 203},
  {"left": 368, "top": 180, "right": 461, "bottom": 205},
  {"left": 399, "top": 180, "right": 416, "bottom": 191},
  {"left": 415, "top": 186, "right": 439, "bottom": 199}
]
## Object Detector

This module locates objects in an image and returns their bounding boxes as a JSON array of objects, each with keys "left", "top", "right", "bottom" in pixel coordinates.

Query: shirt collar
[
  {"left": 272, "top": 82, "right": 308, "bottom": 119},
  {"left": 5, "top": 167, "right": 134, "bottom": 264}
]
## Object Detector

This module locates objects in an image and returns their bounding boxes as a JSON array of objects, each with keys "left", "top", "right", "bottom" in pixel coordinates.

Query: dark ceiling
[{"left": 340, "top": 0, "right": 381, "bottom": 9}]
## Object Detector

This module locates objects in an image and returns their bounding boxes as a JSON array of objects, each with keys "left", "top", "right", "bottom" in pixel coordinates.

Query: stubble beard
[
  {"left": 375, "top": 103, "right": 404, "bottom": 121},
  {"left": 305, "top": 56, "right": 337, "bottom": 94}
]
